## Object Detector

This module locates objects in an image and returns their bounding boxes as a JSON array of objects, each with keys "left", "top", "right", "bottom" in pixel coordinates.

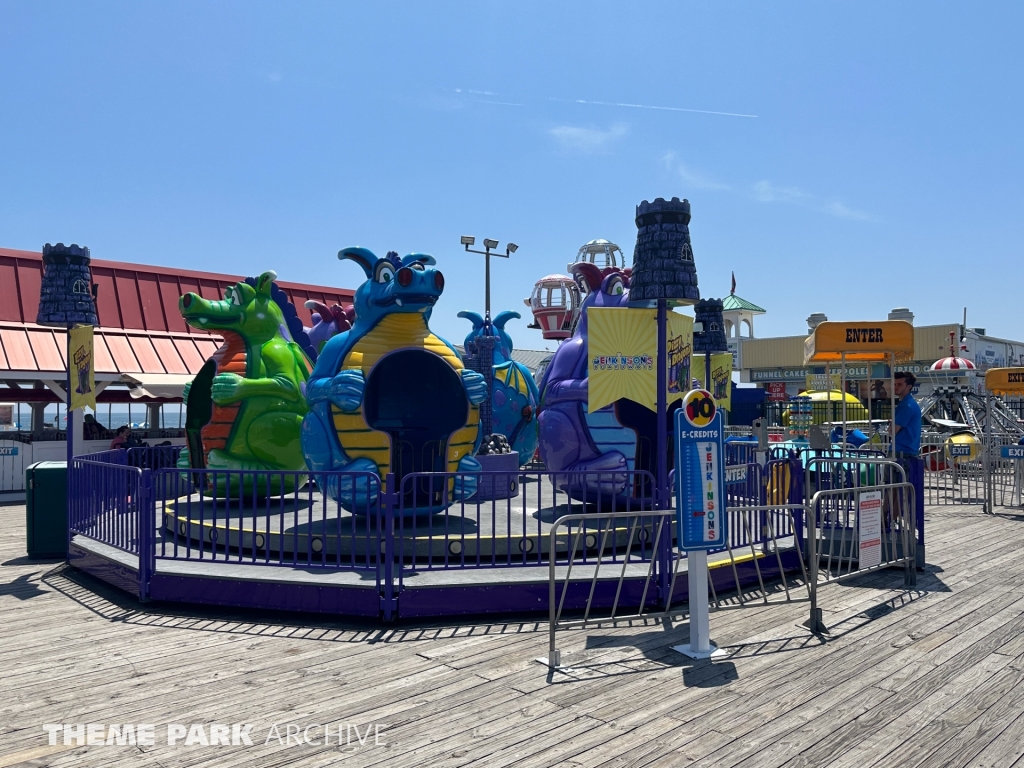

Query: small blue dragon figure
[
  {"left": 458, "top": 310, "right": 540, "bottom": 465},
  {"left": 301, "top": 248, "right": 486, "bottom": 515}
]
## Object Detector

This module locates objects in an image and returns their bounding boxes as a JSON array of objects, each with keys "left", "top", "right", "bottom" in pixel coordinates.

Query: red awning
[
  {"left": 0, "top": 246, "right": 353, "bottom": 331},
  {"left": 0, "top": 321, "right": 223, "bottom": 378},
  {"left": 0, "top": 247, "right": 356, "bottom": 395}
]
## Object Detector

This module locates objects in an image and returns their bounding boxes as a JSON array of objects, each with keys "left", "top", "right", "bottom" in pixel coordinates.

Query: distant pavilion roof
[
  {"left": 722, "top": 293, "right": 766, "bottom": 313},
  {"left": 0, "top": 247, "right": 354, "bottom": 396}
]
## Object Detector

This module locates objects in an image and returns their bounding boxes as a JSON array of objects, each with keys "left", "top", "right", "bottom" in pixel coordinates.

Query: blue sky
[{"left": 2, "top": 2, "right": 1022, "bottom": 351}]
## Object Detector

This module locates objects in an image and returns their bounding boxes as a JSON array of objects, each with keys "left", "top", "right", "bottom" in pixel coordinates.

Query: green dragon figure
[{"left": 177, "top": 271, "right": 313, "bottom": 496}]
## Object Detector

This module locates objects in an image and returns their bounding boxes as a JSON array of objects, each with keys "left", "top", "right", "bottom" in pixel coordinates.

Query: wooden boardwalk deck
[{"left": 3, "top": 500, "right": 1024, "bottom": 767}]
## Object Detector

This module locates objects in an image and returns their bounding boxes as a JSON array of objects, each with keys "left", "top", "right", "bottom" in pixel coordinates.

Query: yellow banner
[
  {"left": 69, "top": 324, "right": 97, "bottom": 411},
  {"left": 588, "top": 308, "right": 692, "bottom": 412},
  {"left": 692, "top": 352, "right": 734, "bottom": 410}
]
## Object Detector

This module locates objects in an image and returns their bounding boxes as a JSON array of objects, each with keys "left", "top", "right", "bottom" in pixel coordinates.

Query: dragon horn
[
  {"left": 256, "top": 271, "right": 277, "bottom": 294},
  {"left": 492, "top": 310, "right": 521, "bottom": 330},
  {"left": 457, "top": 311, "right": 485, "bottom": 333},
  {"left": 570, "top": 262, "right": 603, "bottom": 291},
  {"left": 402, "top": 253, "right": 436, "bottom": 267},
  {"left": 305, "top": 300, "right": 331, "bottom": 319},
  {"left": 337, "top": 247, "right": 377, "bottom": 278}
]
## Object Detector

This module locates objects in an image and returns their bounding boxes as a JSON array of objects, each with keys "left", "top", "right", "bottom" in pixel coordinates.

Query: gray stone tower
[
  {"left": 36, "top": 243, "right": 98, "bottom": 327},
  {"left": 693, "top": 299, "right": 728, "bottom": 353},
  {"left": 627, "top": 197, "right": 700, "bottom": 306}
]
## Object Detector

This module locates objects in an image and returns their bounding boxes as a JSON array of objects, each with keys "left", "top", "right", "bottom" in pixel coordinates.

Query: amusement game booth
[{"left": 802, "top": 319, "right": 924, "bottom": 563}]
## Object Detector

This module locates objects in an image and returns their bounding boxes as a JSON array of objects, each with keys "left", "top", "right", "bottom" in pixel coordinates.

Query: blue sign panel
[
  {"left": 0, "top": 446, "right": 18, "bottom": 456},
  {"left": 675, "top": 410, "right": 728, "bottom": 551},
  {"left": 1001, "top": 446, "right": 1024, "bottom": 460},
  {"left": 949, "top": 444, "right": 973, "bottom": 457}
]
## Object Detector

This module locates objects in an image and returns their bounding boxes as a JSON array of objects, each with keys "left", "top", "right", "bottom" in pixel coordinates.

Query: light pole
[
  {"left": 460, "top": 236, "right": 518, "bottom": 440},
  {"left": 460, "top": 236, "right": 518, "bottom": 325}
]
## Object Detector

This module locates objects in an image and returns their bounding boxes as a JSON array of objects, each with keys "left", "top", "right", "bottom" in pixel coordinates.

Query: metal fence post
[
  {"left": 803, "top": 493, "right": 826, "bottom": 634},
  {"left": 984, "top": 392, "right": 992, "bottom": 514},
  {"left": 548, "top": 522, "right": 561, "bottom": 668},
  {"left": 657, "top": 513, "right": 673, "bottom": 610},
  {"left": 382, "top": 473, "right": 397, "bottom": 622},
  {"left": 906, "top": 485, "right": 917, "bottom": 588},
  {"left": 138, "top": 468, "right": 154, "bottom": 602}
]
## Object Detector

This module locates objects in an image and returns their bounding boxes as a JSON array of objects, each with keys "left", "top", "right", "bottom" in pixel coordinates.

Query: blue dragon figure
[
  {"left": 458, "top": 310, "right": 541, "bottom": 465},
  {"left": 537, "top": 262, "right": 644, "bottom": 503},
  {"left": 301, "top": 248, "right": 487, "bottom": 515}
]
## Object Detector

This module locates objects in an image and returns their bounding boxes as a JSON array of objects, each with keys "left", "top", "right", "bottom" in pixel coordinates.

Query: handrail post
[
  {"left": 382, "top": 473, "right": 396, "bottom": 622},
  {"left": 138, "top": 468, "right": 154, "bottom": 602},
  {"left": 548, "top": 520, "right": 561, "bottom": 668},
  {"left": 906, "top": 483, "right": 917, "bottom": 588},
  {"left": 803, "top": 491, "right": 826, "bottom": 633},
  {"left": 984, "top": 392, "right": 992, "bottom": 514}
]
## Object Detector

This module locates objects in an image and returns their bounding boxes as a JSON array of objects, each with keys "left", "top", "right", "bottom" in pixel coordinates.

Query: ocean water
[{"left": 1, "top": 403, "right": 187, "bottom": 431}]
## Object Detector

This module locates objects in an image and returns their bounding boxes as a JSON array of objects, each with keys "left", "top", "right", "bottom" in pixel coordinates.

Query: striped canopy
[{"left": 930, "top": 356, "right": 976, "bottom": 371}]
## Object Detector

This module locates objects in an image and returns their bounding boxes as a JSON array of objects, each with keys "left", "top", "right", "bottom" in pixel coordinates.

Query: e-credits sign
[{"left": 675, "top": 404, "right": 727, "bottom": 551}]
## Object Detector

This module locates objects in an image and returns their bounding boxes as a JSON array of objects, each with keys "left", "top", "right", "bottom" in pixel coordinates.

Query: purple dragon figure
[{"left": 537, "top": 262, "right": 650, "bottom": 503}]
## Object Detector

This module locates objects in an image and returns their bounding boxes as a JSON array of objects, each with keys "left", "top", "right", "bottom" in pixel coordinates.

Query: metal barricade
[
  {"left": 805, "top": 481, "right": 917, "bottom": 631},
  {"left": 545, "top": 499, "right": 811, "bottom": 667},
  {"left": 545, "top": 507, "right": 678, "bottom": 668},
  {"left": 984, "top": 433, "right": 1024, "bottom": 513},
  {"left": 545, "top": 478, "right": 917, "bottom": 665},
  {"left": 805, "top": 455, "right": 906, "bottom": 499},
  {"left": 920, "top": 431, "right": 988, "bottom": 506},
  {"left": 704, "top": 502, "right": 810, "bottom": 612}
]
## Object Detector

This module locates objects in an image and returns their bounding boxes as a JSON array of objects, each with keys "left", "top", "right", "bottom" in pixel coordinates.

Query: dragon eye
[
  {"left": 575, "top": 277, "right": 590, "bottom": 297},
  {"left": 231, "top": 289, "right": 242, "bottom": 306},
  {"left": 607, "top": 277, "right": 624, "bottom": 296},
  {"left": 375, "top": 262, "right": 396, "bottom": 284},
  {"left": 410, "top": 262, "right": 425, "bottom": 271}
]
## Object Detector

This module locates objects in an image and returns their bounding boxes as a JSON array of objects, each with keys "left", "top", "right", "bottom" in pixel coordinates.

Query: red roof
[
  {"left": 0, "top": 246, "right": 353, "bottom": 333},
  {"left": 0, "top": 247, "right": 354, "bottom": 378}
]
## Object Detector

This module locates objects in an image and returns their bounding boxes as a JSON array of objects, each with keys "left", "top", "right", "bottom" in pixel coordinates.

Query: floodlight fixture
[
  {"left": 506, "top": 242, "right": 518, "bottom": 254},
  {"left": 483, "top": 238, "right": 499, "bottom": 250},
  {"left": 461, "top": 235, "right": 475, "bottom": 246}
]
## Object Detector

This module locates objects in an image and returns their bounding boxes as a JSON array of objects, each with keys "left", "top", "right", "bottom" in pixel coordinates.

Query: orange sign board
[
  {"left": 984, "top": 367, "right": 1024, "bottom": 395},
  {"left": 804, "top": 320, "right": 914, "bottom": 364}
]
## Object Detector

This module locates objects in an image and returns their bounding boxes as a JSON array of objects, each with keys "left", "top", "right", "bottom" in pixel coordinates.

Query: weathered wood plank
[{"left": 4, "top": 499, "right": 1024, "bottom": 768}]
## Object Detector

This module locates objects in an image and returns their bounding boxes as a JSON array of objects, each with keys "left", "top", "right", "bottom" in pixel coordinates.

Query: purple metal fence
[
  {"left": 70, "top": 458, "right": 143, "bottom": 555},
  {"left": 126, "top": 445, "right": 183, "bottom": 470},
  {"left": 154, "top": 468, "right": 384, "bottom": 573},
  {"left": 69, "top": 451, "right": 805, "bottom": 619},
  {"left": 392, "top": 469, "right": 661, "bottom": 570}
]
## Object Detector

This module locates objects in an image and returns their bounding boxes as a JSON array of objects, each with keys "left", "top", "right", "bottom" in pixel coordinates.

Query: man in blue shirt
[{"left": 893, "top": 371, "right": 922, "bottom": 458}]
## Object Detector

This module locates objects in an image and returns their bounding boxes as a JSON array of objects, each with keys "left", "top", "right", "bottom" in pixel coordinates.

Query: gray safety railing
[
  {"left": 805, "top": 455, "right": 906, "bottom": 499},
  {"left": 805, "top": 481, "right": 917, "bottom": 631},
  {"left": 545, "top": 500, "right": 811, "bottom": 667},
  {"left": 546, "top": 478, "right": 917, "bottom": 665},
  {"left": 920, "top": 431, "right": 989, "bottom": 506},
  {"left": 545, "top": 507, "right": 679, "bottom": 667},
  {"left": 984, "top": 433, "right": 1024, "bottom": 513},
  {"left": 704, "top": 502, "right": 810, "bottom": 611}
]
